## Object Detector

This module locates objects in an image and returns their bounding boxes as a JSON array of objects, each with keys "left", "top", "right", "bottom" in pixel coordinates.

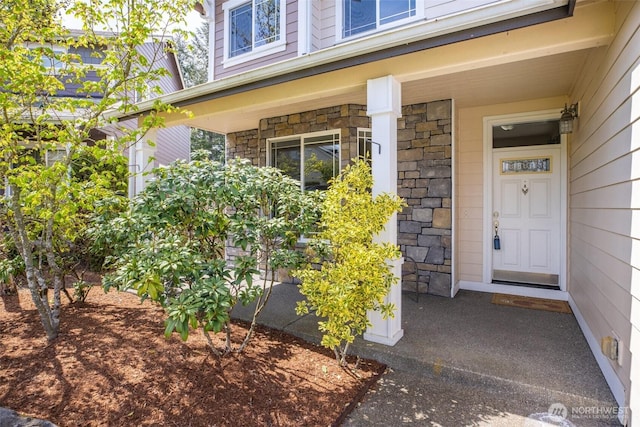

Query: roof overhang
[{"left": 110, "top": 0, "right": 614, "bottom": 134}]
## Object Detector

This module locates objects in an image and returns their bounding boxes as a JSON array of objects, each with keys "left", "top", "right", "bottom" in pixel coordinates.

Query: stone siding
[
  {"left": 226, "top": 101, "right": 452, "bottom": 296},
  {"left": 397, "top": 101, "right": 452, "bottom": 297},
  {"left": 227, "top": 104, "right": 369, "bottom": 167}
]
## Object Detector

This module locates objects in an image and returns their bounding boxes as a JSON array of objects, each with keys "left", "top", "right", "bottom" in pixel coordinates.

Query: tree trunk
[
  {"left": 7, "top": 189, "right": 59, "bottom": 340},
  {"left": 26, "top": 266, "right": 59, "bottom": 340}
]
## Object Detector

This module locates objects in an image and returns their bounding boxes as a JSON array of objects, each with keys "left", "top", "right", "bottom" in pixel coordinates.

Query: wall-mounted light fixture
[{"left": 559, "top": 103, "right": 579, "bottom": 134}]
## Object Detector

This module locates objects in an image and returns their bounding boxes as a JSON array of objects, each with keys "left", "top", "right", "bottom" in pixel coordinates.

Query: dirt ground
[{"left": 0, "top": 287, "right": 384, "bottom": 426}]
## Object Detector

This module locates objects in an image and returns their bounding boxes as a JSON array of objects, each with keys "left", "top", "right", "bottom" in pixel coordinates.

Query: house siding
[
  {"left": 424, "top": 0, "right": 501, "bottom": 20},
  {"left": 567, "top": 0, "right": 639, "bottom": 418},
  {"left": 317, "top": 0, "right": 511, "bottom": 50},
  {"left": 154, "top": 126, "right": 191, "bottom": 167},
  {"left": 226, "top": 101, "right": 453, "bottom": 296},
  {"left": 310, "top": 0, "right": 322, "bottom": 51},
  {"left": 213, "top": 0, "right": 299, "bottom": 80},
  {"left": 137, "top": 42, "right": 184, "bottom": 95},
  {"left": 318, "top": 0, "right": 336, "bottom": 50},
  {"left": 136, "top": 42, "right": 190, "bottom": 168},
  {"left": 455, "top": 106, "right": 485, "bottom": 284}
]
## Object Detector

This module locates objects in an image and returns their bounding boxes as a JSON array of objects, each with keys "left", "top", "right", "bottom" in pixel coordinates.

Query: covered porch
[
  {"left": 233, "top": 283, "right": 620, "bottom": 425},
  {"left": 124, "top": 0, "right": 633, "bottom": 419}
]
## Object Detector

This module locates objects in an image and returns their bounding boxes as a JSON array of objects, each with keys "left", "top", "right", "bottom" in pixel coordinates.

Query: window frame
[
  {"left": 3, "top": 145, "right": 69, "bottom": 196},
  {"left": 336, "top": 0, "right": 424, "bottom": 42},
  {"left": 68, "top": 46, "right": 107, "bottom": 68},
  {"left": 222, "top": 0, "right": 287, "bottom": 68},
  {"left": 357, "top": 128, "right": 373, "bottom": 163},
  {"left": 45, "top": 148, "right": 68, "bottom": 167},
  {"left": 27, "top": 44, "right": 67, "bottom": 73},
  {"left": 28, "top": 44, "right": 108, "bottom": 71},
  {"left": 268, "top": 129, "right": 341, "bottom": 191}
]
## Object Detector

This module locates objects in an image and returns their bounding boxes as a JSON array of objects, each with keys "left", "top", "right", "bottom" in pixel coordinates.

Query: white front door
[{"left": 492, "top": 146, "right": 561, "bottom": 286}]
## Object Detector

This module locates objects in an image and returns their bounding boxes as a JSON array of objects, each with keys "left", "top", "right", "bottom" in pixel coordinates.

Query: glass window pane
[
  {"left": 272, "top": 139, "right": 301, "bottom": 182},
  {"left": 304, "top": 141, "right": 339, "bottom": 191},
  {"left": 380, "top": 0, "right": 416, "bottom": 26},
  {"left": 39, "top": 49, "right": 65, "bottom": 70},
  {"left": 46, "top": 149, "right": 66, "bottom": 167},
  {"left": 230, "top": 3, "right": 253, "bottom": 58},
  {"left": 357, "top": 129, "right": 372, "bottom": 163},
  {"left": 343, "top": 0, "right": 376, "bottom": 38},
  {"left": 69, "top": 46, "right": 104, "bottom": 65},
  {"left": 255, "top": 0, "right": 280, "bottom": 47}
]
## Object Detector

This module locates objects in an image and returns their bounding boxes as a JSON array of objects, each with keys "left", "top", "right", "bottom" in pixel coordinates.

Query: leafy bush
[
  {"left": 72, "top": 280, "right": 93, "bottom": 303},
  {"left": 294, "top": 159, "right": 405, "bottom": 367},
  {"left": 0, "top": 0, "right": 192, "bottom": 340},
  {"left": 92, "top": 157, "right": 321, "bottom": 355}
]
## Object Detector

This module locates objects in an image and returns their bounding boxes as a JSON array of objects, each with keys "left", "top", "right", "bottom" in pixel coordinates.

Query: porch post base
[
  {"left": 364, "top": 257, "right": 404, "bottom": 347},
  {"left": 363, "top": 328, "right": 404, "bottom": 346}
]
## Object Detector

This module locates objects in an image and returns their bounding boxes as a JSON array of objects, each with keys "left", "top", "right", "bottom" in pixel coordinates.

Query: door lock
[{"left": 493, "top": 220, "right": 501, "bottom": 250}]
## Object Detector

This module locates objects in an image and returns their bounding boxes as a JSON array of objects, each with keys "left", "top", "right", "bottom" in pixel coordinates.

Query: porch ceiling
[
  {"left": 182, "top": 49, "right": 593, "bottom": 134},
  {"left": 180, "top": 47, "right": 596, "bottom": 135},
  {"left": 154, "top": 0, "right": 612, "bottom": 134}
]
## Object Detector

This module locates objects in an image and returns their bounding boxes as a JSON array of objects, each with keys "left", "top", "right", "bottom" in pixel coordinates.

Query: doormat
[{"left": 491, "top": 293, "right": 572, "bottom": 314}]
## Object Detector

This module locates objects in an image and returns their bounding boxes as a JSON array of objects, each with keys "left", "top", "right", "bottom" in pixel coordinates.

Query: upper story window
[
  {"left": 69, "top": 46, "right": 105, "bottom": 66},
  {"left": 30, "top": 45, "right": 105, "bottom": 73},
  {"left": 223, "top": 0, "right": 286, "bottom": 66},
  {"left": 269, "top": 130, "right": 340, "bottom": 191},
  {"left": 342, "top": 0, "right": 418, "bottom": 39},
  {"left": 45, "top": 149, "right": 68, "bottom": 167},
  {"left": 28, "top": 46, "right": 66, "bottom": 72}
]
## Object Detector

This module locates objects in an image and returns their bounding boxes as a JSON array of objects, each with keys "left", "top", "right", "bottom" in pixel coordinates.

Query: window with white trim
[
  {"left": 269, "top": 130, "right": 340, "bottom": 191},
  {"left": 357, "top": 128, "right": 372, "bottom": 163},
  {"left": 223, "top": 0, "right": 286, "bottom": 64},
  {"left": 69, "top": 46, "right": 105, "bottom": 66},
  {"left": 28, "top": 46, "right": 66, "bottom": 72},
  {"left": 342, "top": 0, "right": 418, "bottom": 39},
  {"left": 3, "top": 147, "right": 68, "bottom": 196},
  {"left": 45, "top": 149, "right": 67, "bottom": 167}
]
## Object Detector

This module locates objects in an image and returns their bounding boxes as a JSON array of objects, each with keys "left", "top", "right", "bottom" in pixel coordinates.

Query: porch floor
[{"left": 232, "top": 284, "right": 621, "bottom": 426}]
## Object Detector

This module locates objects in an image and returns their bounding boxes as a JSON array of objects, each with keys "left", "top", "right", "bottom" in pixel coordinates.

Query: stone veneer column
[
  {"left": 396, "top": 101, "right": 452, "bottom": 297},
  {"left": 364, "top": 76, "right": 403, "bottom": 346}
]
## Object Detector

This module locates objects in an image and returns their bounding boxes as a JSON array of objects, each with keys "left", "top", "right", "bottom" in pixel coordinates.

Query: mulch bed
[{"left": 0, "top": 287, "right": 384, "bottom": 426}]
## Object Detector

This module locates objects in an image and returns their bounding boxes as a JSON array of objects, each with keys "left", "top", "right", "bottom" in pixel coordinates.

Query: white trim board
[
  {"left": 451, "top": 98, "right": 458, "bottom": 298},
  {"left": 568, "top": 294, "right": 627, "bottom": 425},
  {"left": 458, "top": 280, "right": 568, "bottom": 301},
  {"left": 482, "top": 109, "right": 568, "bottom": 291}
]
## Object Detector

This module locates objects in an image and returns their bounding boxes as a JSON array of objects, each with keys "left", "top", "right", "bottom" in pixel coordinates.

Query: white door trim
[{"left": 482, "top": 109, "right": 568, "bottom": 295}]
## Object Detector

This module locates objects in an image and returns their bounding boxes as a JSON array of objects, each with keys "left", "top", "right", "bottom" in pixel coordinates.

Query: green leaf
[{"left": 164, "top": 318, "right": 176, "bottom": 338}]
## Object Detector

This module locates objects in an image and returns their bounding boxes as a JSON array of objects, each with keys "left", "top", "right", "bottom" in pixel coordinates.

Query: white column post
[
  {"left": 297, "top": 0, "right": 311, "bottom": 56},
  {"left": 206, "top": 0, "right": 216, "bottom": 82},
  {"left": 132, "top": 128, "right": 157, "bottom": 196},
  {"left": 364, "top": 75, "right": 404, "bottom": 346}
]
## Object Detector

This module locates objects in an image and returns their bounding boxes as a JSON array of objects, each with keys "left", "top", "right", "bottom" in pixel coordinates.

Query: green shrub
[
  {"left": 92, "top": 158, "right": 321, "bottom": 355},
  {"left": 294, "top": 159, "right": 405, "bottom": 367}
]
